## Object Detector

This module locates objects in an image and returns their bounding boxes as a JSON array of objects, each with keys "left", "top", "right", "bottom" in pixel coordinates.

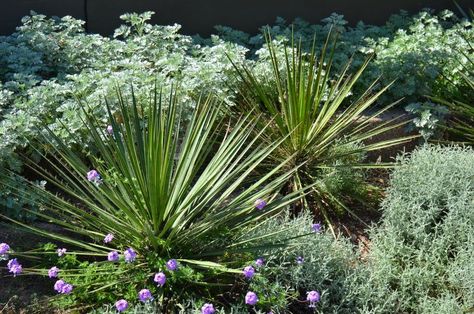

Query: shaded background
[{"left": 0, "top": 0, "right": 472, "bottom": 36}]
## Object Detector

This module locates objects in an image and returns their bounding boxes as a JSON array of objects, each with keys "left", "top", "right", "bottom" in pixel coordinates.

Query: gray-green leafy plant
[
  {"left": 215, "top": 10, "right": 474, "bottom": 104},
  {"left": 241, "top": 211, "right": 360, "bottom": 313},
  {"left": 357, "top": 145, "right": 474, "bottom": 313},
  {"left": 405, "top": 101, "right": 449, "bottom": 142}
]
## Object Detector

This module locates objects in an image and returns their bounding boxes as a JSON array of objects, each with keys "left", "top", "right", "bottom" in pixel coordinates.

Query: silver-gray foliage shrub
[
  {"left": 240, "top": 212, "right": 361, "bottom": 313},
  {"left": 239, "top": 146, "right": 474, "bottom": 313},
  {"left": 357, "top": 145, "right": 474, "bottom": 313}
]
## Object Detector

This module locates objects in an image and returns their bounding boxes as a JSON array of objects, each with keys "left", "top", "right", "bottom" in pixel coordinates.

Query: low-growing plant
[
  {"left": 0, "top": 174, "right": 47, "bottom": 221},
  {"left": 0, "top": 11, "right": 247, "bottom": 170},
  {"left": 240, "top": 211, "right": 361, "bottom": 313},
  {"left": 90, "top": 299, "right": 258, "bottom": 314},
  {"left": 356, "top": 145, "right": 474, "bottom": 313},
  {"left": 0, "top": 87, "right": 311, "bottom": 311},
  {"left": 405, "top": 101, "right": 449, "bottom": 142}
]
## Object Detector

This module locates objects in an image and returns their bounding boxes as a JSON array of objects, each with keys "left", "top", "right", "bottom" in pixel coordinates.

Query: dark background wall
[{"left": 1, "top": 0, "right": 472, "bottom": 36}]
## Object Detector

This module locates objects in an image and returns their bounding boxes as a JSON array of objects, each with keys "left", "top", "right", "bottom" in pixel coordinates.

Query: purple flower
[
  {"left": 311, "top": 223, "right": 322, "bottom": 233},
  {"left": 9, "top": 264, "right": 22, "bottom": 276},
  {"left": 54, "top": 280, "right": 65, "bottom": 293},
  {"left": 53, "top": 280, "right": 73, "bottom": 295},
  {"left": 0, "top": 243, "right": 10, "bottom": 255},
  {"left": 106, "top": 125, "right": 113, "bottom": 135},
  {"left": 154, "top": 272, "right": 166, "bottom": 287},
  {"left": 87, "top": 170, "right": 102, "bottom": 184},
  {"left": 243, "top": 265, "right": 255, "bottom": 279},
  {"left": 48, "top": 266, "right": 59, "bottom": 278},
  {"left": 307, "top": 290, "right": 320, "bottom": 307},
  {"left": 166, "top": 259, "right": 178, "bottom": 271},
  {"left": 104, "top": 233, "right": 114, "bottom": 243},
  {"left": 201, "top": 303, "right": 215, "bottom": 314},
  {"left": 7, "top": 258, "right": 22, "bottom": 277},
  {"left": 115, "top": 299, "right": 129, "bottom": 312},
  {"left": 296, "top": 256, "right": 304, "bottom": 264},
  {"left": 124, "top": 248, "right": 136, "bottom": 263},
  {"left": 138, "top": 289, "right": 153, "bottom": 302},
  {"left": 108, "top": 251, "right": 119, "bottom": 262},
  {"left": 57, "top": 248, "right": 67, "bottom": 257},
  {"left": 7, "top": 258, "right": 18, "bottom": 269},
  {"left": 61, "top": 283, "right": 73, "bottom": 295},
  {"left": 255, "top": 258, "right": 264, "bottom": 267},
  {"left": 245, "top": 291, "right": 258, "bottom": 305},
  {"left": 254, "top": 198, "right": 267, "bottom": 210}
]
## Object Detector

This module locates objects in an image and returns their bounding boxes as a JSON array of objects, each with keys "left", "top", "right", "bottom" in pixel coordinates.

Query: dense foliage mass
[
  {"left": 2, "top": 9, "right": 471, "bottom": 219},
  {"left": 0, "top": 7, "right": 473, "bottom": 314},
  {"left": 77, "top": 144, "right": 474, "bottom": 313},
  {"left": 0, "top": 10, "right": 472, "bottom": 167},
  {"left": 359, "top": 146, "right": 474, "bottom": 313},
  {"left": 0, "top": 88, "right": 313, "bottom": 311}
]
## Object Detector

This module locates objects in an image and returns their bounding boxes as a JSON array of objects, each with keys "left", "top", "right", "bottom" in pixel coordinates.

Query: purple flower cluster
[
  {"left": 48, "top": 266, "right": 59, "bottom": 278},
  {"left": 57, "top": 248, "right": 67, "bottom": 257},
  {"left": 108, "top": 251, "right": 119, "bottom": 262},
  {"left": 243, "top": 257, "right": 267, "bottom": 280},
  {"left": 86, "top": 169, "right": 100, "bottom": 182},
  {"left": 311, "top": 223, "right": 322, "bottom": 233},
  {"left": 138, "top": 289, "right": 153, "bottom": 302},
  {"left": 115, "top": 299, "right": 129, "bottom": 312},
  {"left": 254, "top": 198, "right": 267, "bottom": 210},
  {"left": 166, "top": 259, "right": 178, "bottom": 271},
  {"left": 307, "top": 290, "right": 320, "bottom": 308},
  {"left": 296, "top": 256, "right": 304, "bottom": 264},
  {"left": 124, "top": 248, "right": 137, "bottom": 263},
  {"left": 7, "top": 258, "right": 22, "bottom": 276},
  {"left": 154, "top": 272, "right": 166, "bottom": 287},
  {"left": 0, "top": 243, "right": 10, "bottom": 255},
  {"left": 54, "top": 279, "right": 73, "bottom": 294},
  {"left": 86, "top": 169, "right": 102, "bottom": 184},
  {"left": 255, "top": 257, "right": 265, "bottom": 267},
  {"left": 243, "top": 265, "right": 255, "bottom": 279},
  {"left": 201, "top": 303, "right": 215, "bottom": 314},
  {"left": 2, "top": 244, "right": 22, "bottom": 277},
  {"left": 245, "top": 291, "right": 258, "bottom": 305},
  {"left": 104, "top": 233, "right": 114, "bottom": 243}
]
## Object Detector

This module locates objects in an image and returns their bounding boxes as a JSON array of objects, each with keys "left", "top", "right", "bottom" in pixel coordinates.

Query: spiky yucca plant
[
  {"left": 432, "top": 58, "right": 474, "bottom": 144},
  {"left": 0, "top": 88, "right": 309, "bottom": 309},
  {"left": 229, "top": 32, "right": 416, "bottom": 230}
]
